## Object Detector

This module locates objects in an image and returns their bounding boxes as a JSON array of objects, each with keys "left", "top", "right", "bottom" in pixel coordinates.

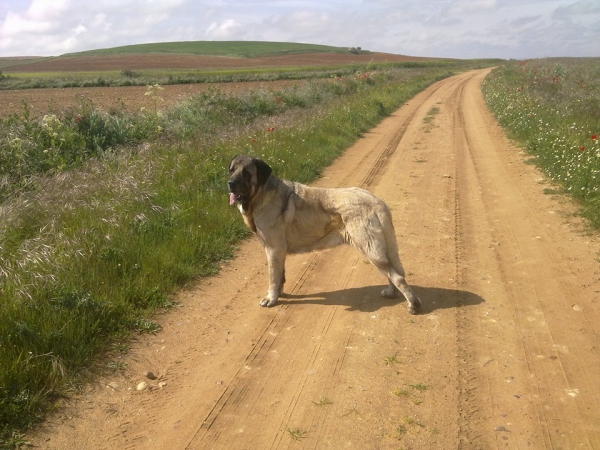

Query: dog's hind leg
[
  {"left": 378, "top": 263, "right": 421, "bottom": 315},
  {"left": 347, "top": 212, "right": 421, "bottom": 314}
]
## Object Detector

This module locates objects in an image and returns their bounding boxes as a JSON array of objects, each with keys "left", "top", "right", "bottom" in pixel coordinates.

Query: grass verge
[
  {"left": 0, "top": 64, "right": 468, "bottom": 446},
  {"left": 482, "top": 58, "right": 600, "bottom": 226}
]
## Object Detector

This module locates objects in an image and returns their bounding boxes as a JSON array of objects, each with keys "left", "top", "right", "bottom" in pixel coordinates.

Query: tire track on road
[{"left": 450, "top": 72, "right": 495, "bottom": 450}]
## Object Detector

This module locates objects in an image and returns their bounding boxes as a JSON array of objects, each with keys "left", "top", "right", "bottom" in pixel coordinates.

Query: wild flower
[{"left": 482, "top": 58, "right": 600, "bottom": 221}]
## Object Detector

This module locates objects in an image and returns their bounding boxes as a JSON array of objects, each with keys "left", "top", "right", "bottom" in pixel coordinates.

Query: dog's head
[{"left": 228, "top": 155, "right": 272, "bottom": 209}]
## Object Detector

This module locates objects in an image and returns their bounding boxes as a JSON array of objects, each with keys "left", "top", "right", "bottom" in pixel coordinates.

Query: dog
[{"left": 228, "top": 155, "right": 421, "bottom": 314}]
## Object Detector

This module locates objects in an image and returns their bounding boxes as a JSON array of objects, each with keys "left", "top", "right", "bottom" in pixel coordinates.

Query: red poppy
[
  {"left": 580, "top": 146, "right": 585, "bottom": 152},
  {"left": 592, "top": 134, "right": 598, "bottom": 140}
]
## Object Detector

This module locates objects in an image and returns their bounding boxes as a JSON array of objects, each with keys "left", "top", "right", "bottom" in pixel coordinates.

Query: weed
[
  {"left": 383, "top": 353, "right": 401, "bottom": 365},
  {"left": 313, "top": 396, "right": 333, "bottom": 406},
  {"left": 423, "top": 106, "right": 440, "bottom": 123},
  {"left": 403, "top": 416, "right": 425, "bottom": 428},
  {"left": 107, "top": 361, "right": 127, "bottom": 371},
  {"left": 391, "top": 388, "right": 411, "bottom": 397},
  {"left": 408, "top": 383, "right": 429, "bottom": 391},
  {"left": 132, "top": 318, "right": 161, "bottom": 334},
  {"left": 285, "top": 426, "right": 308, "bottom": 441},
  {"left": 393, "top": 424, "right": 407, "bottom": 439},
  {"left": 0, "top": 431, "right": 30, "bottom": 450}
]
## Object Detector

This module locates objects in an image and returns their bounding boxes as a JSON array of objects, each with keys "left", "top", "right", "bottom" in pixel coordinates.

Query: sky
[{"left": 0, "top": 0, "right": 598, "bottom": 59}]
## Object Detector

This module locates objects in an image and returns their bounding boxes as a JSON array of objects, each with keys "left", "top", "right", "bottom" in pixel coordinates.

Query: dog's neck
[
  {"left": 239, "top": 201, "right": 257, "bottom": 233},
  {"left": 238, "top": 176, "right": 278, "bottom": 234}
]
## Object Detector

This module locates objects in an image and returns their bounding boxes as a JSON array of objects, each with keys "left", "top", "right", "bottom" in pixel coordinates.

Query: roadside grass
[
  {"left": 482, "top": 58, "right": 600, "bottom": 227},
  {"left": 0, "top": 64, "right": 471, "bottom": 446}
]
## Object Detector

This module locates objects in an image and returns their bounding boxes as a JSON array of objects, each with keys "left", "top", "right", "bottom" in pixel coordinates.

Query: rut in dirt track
[{"left": 29, "top": 70, "right": 600, "bottom": 450}]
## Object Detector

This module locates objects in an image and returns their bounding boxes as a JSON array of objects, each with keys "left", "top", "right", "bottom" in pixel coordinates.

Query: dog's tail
[{"left": 376, "top": 204, "right": 406, "bottom": 277}]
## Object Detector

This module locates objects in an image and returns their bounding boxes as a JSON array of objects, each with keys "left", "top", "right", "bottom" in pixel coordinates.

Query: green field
[{"left": 63, "top": 40, "right": 365, "bottom": 58}]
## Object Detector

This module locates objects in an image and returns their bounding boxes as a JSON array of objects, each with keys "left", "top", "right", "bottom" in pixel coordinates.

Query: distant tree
[{"left": 348, "top": 47, "right": 364, "bottom": 54}]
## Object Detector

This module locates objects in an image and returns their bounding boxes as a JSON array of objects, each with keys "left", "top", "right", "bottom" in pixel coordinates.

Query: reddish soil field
[
  {"left": 1, "top": 52, "right": 432, "bottom": 118},
  {"left": 3, "top": 52, "right": 430, "bottom": 73},
  {"left": 0, "top": 80, "right": 306, "bottom": 118}
]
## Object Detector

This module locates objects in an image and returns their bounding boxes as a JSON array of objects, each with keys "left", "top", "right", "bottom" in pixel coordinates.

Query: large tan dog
[{"left": 228, "top": 155, "right": 421, "bottom": 314}]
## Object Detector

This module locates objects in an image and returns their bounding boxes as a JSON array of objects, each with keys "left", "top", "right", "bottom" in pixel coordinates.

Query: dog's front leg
[{"left": 260, "top": 246, "right": 286, "bottom": 307}]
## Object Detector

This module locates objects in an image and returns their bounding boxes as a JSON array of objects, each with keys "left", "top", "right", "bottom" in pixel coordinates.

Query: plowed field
[
  {"left": 2, "top": 52, "right": 429, "bottom": 73},
  {"left": 0, "top": 51, "right": 432, "bottom": 118},
  {"left": 27, "top": 69, "right": 600, "bottom": 449},
  {"left": 0, "top": 80, "right": 305, "bottom": 117}
]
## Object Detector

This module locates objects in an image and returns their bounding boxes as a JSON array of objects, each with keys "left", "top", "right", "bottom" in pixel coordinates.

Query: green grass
[
  {"left": 0, "top": 58, "right": 46, "bottom": 70},
  {"left": 64, "top": 41, "right": 362, "bottom": 58},
  {"left": 312, "top": 396, "right": 333, "bottom": 406},
  {"left": 391, "top": 388, "right": 411, "bottom": 397},
  {"left": 382, "top": 353, "right": 401, "bottom": 365},
  {"left": 284, "top": 426, "right": 308, "bottom": 441},
  {"left": 482, "top": 58, "right": 600, "bottom": 227},
  {"left": 0, "top": 63, "right": 472, "bottom": 446}
]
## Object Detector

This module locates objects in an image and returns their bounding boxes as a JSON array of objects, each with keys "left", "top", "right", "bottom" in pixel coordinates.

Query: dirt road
[{"left": 30, "top": 69, "right": 600, "bottom": 449}]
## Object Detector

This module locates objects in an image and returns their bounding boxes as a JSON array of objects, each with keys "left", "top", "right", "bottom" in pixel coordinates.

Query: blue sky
[{"left": 0, "top": 0, "right": 598, "bottom": 59}]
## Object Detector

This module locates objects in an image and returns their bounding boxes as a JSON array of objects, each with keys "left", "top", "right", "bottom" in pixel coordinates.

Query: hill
[
  {"left": 62, "top": 41, "right": 367, "bottom": 58},
  {"left": 0, "top": 41, "right": 431, "bottom": 74}
]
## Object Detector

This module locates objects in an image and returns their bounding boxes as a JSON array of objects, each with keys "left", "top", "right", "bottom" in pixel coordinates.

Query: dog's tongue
[{"left": 229, "top": 193, "right": 236, "bottom": 205}]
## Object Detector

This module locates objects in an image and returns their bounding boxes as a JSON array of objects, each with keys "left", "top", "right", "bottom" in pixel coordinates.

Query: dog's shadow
[{"left": 280, "top": 285, "right": 484, "bottom": 314}]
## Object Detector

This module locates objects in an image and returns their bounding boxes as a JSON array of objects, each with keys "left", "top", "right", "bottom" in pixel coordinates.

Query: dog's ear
[
  {"left": 253, "top": 158, "right": 272, "bottom": 186},
  {"left": 229, "top": 155, "right": 240, "bottom": 173}
]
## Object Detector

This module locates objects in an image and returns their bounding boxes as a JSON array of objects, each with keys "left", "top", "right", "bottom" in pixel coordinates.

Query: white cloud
[
  {"left": 446, "top": 0, "right": 499, "bottom": 16},
  {"left": 205, "top": 19, "right": 244, "bottom": 39},
  {"left": 0, "top": 0, "right": 598, "bottom": 58}
]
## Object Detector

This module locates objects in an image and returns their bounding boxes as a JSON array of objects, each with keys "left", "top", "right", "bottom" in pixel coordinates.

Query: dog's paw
[
  {"left": 260, "top": 297, "right": 277, "bottom": 307},
  {"left": 408, "top": 299, "right": 422, "bottom": 315},
  {"left": 380, "top": 287, "right": 399, "bottom": 299}
]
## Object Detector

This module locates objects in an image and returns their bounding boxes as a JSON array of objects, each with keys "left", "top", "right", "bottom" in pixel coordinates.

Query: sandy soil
[{"left": 28, "top": 69, "right": 600, "bottom": 449}]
